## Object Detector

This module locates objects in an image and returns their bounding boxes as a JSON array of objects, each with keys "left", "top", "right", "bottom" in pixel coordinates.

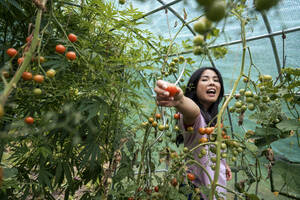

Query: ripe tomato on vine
[
  {"left": 6, "top": 48, "right": 17, "bottom": 57},
  {"left": 24, "top": 117, "right": 34, "bottom": 124},
  {"left": 66, "top": 51, "right": 76, "bottom": 60},
  {"left": 187, "top": 173, "right": 196, "bottom": 181},
  {"left": 68, "top": 33, "right": 77, "bottom": 42},
  {"left": 22, "top": 72, "right": 32, "bottom": 81},
  {"left": 33, "top": 75, "right": 44, "bottom": 83},
  {"left": 55, "top": 44, "right": 66, "bottom": 54}
]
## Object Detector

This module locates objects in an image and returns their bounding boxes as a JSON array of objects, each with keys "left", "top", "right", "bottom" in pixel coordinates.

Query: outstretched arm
[{"left": 154, "top": 80, "right": 200, "bottom": 126}]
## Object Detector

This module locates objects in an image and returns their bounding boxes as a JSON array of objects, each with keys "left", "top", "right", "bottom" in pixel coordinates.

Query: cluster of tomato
[
  {"left": 5, "top": 33, "right": 78, "bottom": 125},
  {"left": 55, "top": 33, "right": 78, "bottom": 60},
  {"left": 159, "top": 56, "right": 185, "bottom": 80},
  {"left": 229, "top": 74, "right": 273, "bottom": 115}
]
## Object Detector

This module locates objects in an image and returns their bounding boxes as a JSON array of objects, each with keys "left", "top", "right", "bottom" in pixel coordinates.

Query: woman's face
[{"left": 196, "top": 69, "right": 221, "bottom": 110}]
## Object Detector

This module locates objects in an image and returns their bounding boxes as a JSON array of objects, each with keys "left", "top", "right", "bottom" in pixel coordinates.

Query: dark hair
[{"left": 176, "top": 67, "right": 224, "bottom": 146}]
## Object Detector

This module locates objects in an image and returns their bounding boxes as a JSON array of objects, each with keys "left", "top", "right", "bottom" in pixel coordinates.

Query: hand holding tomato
[{"left": 154, "top": 80, "right": 183, "bottom": 107}]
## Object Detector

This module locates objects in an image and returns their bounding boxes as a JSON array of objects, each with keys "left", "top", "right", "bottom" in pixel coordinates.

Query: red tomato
[
  {"left": 25, "top": 116, "right": 34, "bottom": 124},
  {"left": 154, "top": 186, "right": 159, "bottom": 192},
  {"left": 198, "top": 127, "right": 206, "bottom": 135},
  {"left": 33, "top": 75, "right": 44, "bottom": 83},
  {"left": 171, "top": 178, "right": 178, "bottom": 187},
  {"left": 66, "top": 51, "right": 76, "bottom": 60},
  {"left": 6, "top": 48, "right": 17, "bottom": 57},
  {"left": 26, "top": 35, "right": 32, "bottom": 42},
  {"left": 155, "top": 113, "right": 161, "bottom": 119},
  {"left": 68, "top": 33, "right": 77, "bottom": 42},
  {"left": 174, "top": 113, "right": 180, "bottom": 120},
  {"left": 55, "top": 44, "right": 66, "bottom": 54},
  {"left": 165, "top": 85, "right": 179, "bottom": 97},
  {"left": 22, "top": 72, "right": 33, "bottom": 81},
  {"left": 128, "top": 197, "right": 134, "bottom": 200},
  {"left": 187, "top": 173, "right": 196, "bottom": 181},
  {"left": 18, "top": 57, "right": 24, "bottom": 65}
]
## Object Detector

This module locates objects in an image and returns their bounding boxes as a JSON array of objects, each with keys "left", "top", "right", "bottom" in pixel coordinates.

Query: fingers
[{"left": 154, "top": 80, "right": 170, "bottom": 97}]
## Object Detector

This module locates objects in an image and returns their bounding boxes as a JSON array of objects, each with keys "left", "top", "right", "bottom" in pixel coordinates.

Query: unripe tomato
[
  {"left": 158, "top": 124, "right": 164, "bottom": 131},
  {"left": 183, "top": 147, "right": 189, "bottom": 153},
  {"left": 68, "top": 33, "right": 77, "bottom": 42},
  {"left": 231, "top": 156, "right": 237, "bottom": 162},
  {"left": 18, "top": 57, "right": 24, "bottom": 65},
  {"left": 119, "top": 0, "right": 126, "bottom": 4},
  {"left": 193, "top": 35, "right": 204, "bottom": 46},
  {"left": 55, "top": 44, "right": 66, "bottom": 54},
  {"left": 165, "top": 85, "right": 179, "bottom": 97},
  {"left": 33, "top": 88, "right": 42, "bottom": 95},
  {"left": 174, "top": 113, "right": 180, "bottom": 120},
  {"left": 187, "top": 126, "right": 194, "bottom": 132},
  {"left": 234, "top": 101, "right": 243, "bottom": 108},
  {"left": 255, "top": 0, "right": 279, "bottom": 11},
  {"left": 239, "top": 89, "right": 245, "bottom": 95},
  {"left": 46, "top": 69, "right": 56, "bottom": 78},
  {"left": 221, "top": 143, "right": 227, "bottom": 150},
  {"left": 25, "top": 116, "right": 34, "bottom": 124},
  {"left": 179, "top": 56, "right": 185, "bottom": 63},
  {"left": 170, "top": 152, "right": 178, "bottom": 159},
  {"left": 6, "top": 48, "right": 17, "bottom": 57},
  {"left": 248, "top": 103, "right": 255, "bottom": 111},
  {"left": 221, "top": 152, "right": 227, "bottom": 158},
  {"left": 196, "top": 0, "right": 214, "bottom": 7},
  {"left": 66, "top": 51, "right": 76, "bottom": 60},
  {"left": 206, "top": 1, "right": 226, "bottom": 22},
  {"left": 22, "top": 72, "right": 32, "bottom": 81},
  {"left": 193, "top": 16, "right": 211, "bottom": 34},
  {"left": 187, "top": 173, "right": 196, "bottom": 181},
  {"left": 200, "top": 148, "right": 207, "bottom": 155},
  {"left": 246, "top": 97, "right": 254, "bottom": 103},
  {"left": 152, "top": 121, "right": 158, "bottom": 127},
  {"left": 148, "top": 117, "right": 154, "bottom": 123},
  {"left": 211, "top": 157, "right": 217, "bottom": 163},
  {"left": 174, "top": 125, "right": 180, "bottom": 131},
  {"left": 33, "top": 74, "right": 44, "bottom": 83},
  {"left": 193, "top": 46, "right": 204, "bottom": 55},
  {"left": 245, "top": 91, "right": 253, "bottom": 97},
  {"left": 172, "top": 57, "right": 179, "bottom": 63}
]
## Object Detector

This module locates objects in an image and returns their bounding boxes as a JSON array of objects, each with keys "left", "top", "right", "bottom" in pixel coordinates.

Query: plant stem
[
  {"left": 209, "top": 11, "right": 247, "bottom": 200},
  {"left": 0, "top": 4, "right": 44, "bottom": 106}
]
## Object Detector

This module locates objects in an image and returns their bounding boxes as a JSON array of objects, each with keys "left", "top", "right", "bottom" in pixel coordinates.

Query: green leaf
[
  {"left": 245, "top": 193, "right": 260, "bottom": 200},
  {"left": 276, "top": 119, "right": 300, "bottom": 131}
]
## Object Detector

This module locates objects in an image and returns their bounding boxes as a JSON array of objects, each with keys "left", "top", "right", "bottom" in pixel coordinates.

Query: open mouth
[{"left": 206, "top": 88, "right": 216, "bottom": 95}]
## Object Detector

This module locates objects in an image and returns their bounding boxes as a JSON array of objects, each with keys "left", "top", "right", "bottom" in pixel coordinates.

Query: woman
[{"left": 154, "top": 67, "right": 232, "bottom": 200}]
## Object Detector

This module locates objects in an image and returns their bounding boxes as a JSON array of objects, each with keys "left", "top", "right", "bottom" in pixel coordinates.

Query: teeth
[{"left": 207, "top": 89, "right": 216, "bottom": 94}]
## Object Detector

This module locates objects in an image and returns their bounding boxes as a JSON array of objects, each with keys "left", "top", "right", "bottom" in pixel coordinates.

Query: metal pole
[{"left": 260, "top": 11, "right": 282, "bottom": 81}]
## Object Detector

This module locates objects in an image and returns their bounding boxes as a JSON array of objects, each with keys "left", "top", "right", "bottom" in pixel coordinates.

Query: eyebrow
[{"left": 200, "top": 75, "right": 219, "bottom": 79}]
